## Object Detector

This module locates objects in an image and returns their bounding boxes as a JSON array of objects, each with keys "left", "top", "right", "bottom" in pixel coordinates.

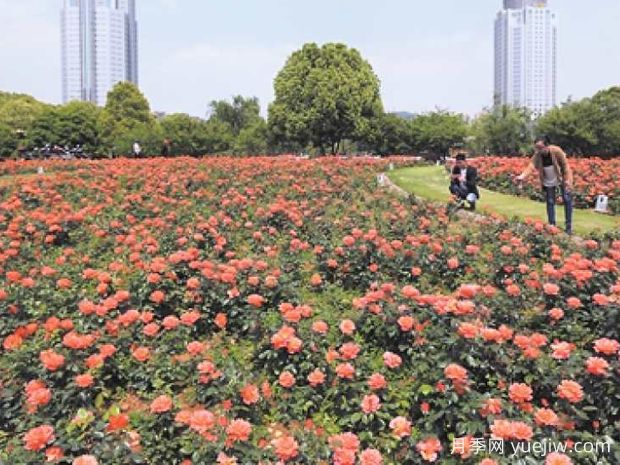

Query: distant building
[
  {"left": 494, "top": 0, "right": 557, "bottom": 116},
  {"left": 61, "top": 0, "right": 138, "bottom": 106}
]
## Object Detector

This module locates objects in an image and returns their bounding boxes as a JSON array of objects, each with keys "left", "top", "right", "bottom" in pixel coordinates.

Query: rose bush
[{"left": 0, "top": 156, "right": 619, "bottom": 464}]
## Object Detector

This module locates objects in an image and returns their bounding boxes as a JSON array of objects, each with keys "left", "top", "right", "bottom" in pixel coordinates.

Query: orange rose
[
  {"left": 149, "top": 290, "right": 165, "bottom": 304},
  {"left": 240, "top": 384, "right": 260, "bottom": 405},
  {"left": 549, "top": 307, "right": 564, "bottom": 320},
  {"left": 367, "top": 373, "right": 387, "bottom": 391},
  {"left": 40, "top": 350, "right": 65, "bottom": 371},
  {"left": 545, "top": 452, "right": 573, "bottom": 465},
  {"left": 335, "top": 363, "right": 356, "bottom": 379},
  {"left": 75, "top": 373, "right": 94, "bottom": 388},
  {"left": 106, "top": 413, "right": 129, "bottom": 432},
  {"left": 24, "top": 425, "right": 55, "bottom": 451},
  {"left": 586, "top": 357, "right": 609, "bottom": 376},
  {"left": 593, "top": 338, "right": 619, "bottom": 356},
  {"left": 361, "top": 394, "right": 381, "bottom": 414},
  {"left": 278, "top": 371, "right": 296, "bottom": 388},
  {"left": 512, "top": 421, "right": 533, "bottom": 441},
  {"left": 543, "top": 282, "right": 560, "bottom": 295},
  {"left": 271, "top": 435, "right": 298, "bottom": 462},
  {"left": 311, "top": 320, "right": 328, "bottom": 334},
  {"left": 397, "top": 316, "right": 415, "bottom": 332},
  {"left": 189, "top": 409, "right": 215, "bottom": 434},
  {"left": 360, "top": 448, "right": 383, "bottom": 465},
  {"left": 73, "top": 455, "right": 98, "bottom": 465},
  {"left": 389, "top": 416, "right": 411, "bottom": 438},
  {"left": 216, "top": 453, "right": 238, "bottom": 465},
  {"left": 3, "top": 334, "right": 23, "bottom": 350},
  {"left": 509, "top": 383, "right": 533, "bottom": 404},
  {"left": 557, "top": 380, "right": 584, "bottom": 403},
  {"left": 534, "top": 408, "right": 559, "bottom": 427},
  {"left": 150, "top": 395, "right": 173, "bottom": 414},
  {"left": 162, "top": 316, "right": 180, "bottom": 330},
  {"left": 444, "top": 364, "right": 468, "bottom": 382},
  {"left": 592, "top": 293, "right": 609, "bottom": 306},
  {"left": 339, "top": 342, "right": 360, "bottom": 360},
  {"left": 307, "top": 369, "right": 326, "bottom": 387},
  {"left": 490, "top": 419, "right": 513, "bottom": 440},
  {"left": 457, "top": 322, "right": 479, "bottom": 339},
  {"left": 45, "top": 446, "right": 64, "bottom": 461},
  {"left": 226, "top": 419, "right": 252, "bottom": 443},
  {"left": 339, "top": 319, "right": 356, "bottom": 335},
  {"left": 415, "top": 437, "right": 442, "bottom": 462},
  {"left": 132, "top": 346, "right": 151, "bottom": 362},
  {"left": 214, "top": 313, "right": 228, "bottom": 329},
  {"left": 247, "top": 294, "right": 265, "bottom": 307},
  {"left": 383, "top": 352, "right": 402, "bottom": 369}
]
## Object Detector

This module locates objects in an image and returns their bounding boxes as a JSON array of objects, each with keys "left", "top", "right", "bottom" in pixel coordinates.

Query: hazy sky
[{"left": 0, "top": 0, "right": 618, "bottom": 117}]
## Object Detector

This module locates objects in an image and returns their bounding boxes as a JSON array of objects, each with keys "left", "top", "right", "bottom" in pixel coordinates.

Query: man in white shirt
[{"left": 132, "top": 141, "right": 142, "bottom": 158}]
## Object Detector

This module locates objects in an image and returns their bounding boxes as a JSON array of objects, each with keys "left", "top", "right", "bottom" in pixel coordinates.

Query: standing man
[
  {"left": 449, "top": 153, "right": 480, "bottom": 211},
  {"left": 161, "top": 138, "right": 172, "bottom": 157},
  {"left": 132, "top": 141, "right": 142, "bottom": 158},
  {"left": 515, "top": 137, "right": 574, "bottom": 235}
]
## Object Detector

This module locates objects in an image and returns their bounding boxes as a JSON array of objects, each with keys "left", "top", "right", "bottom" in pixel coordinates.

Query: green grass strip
[{"left": 389, "top": 165, "right": 620, "bottom": 236}]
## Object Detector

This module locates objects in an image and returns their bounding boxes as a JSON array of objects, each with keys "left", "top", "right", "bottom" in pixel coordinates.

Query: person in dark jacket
[{"left": 449, "top": 153, "right": 480, "bottom": 211}]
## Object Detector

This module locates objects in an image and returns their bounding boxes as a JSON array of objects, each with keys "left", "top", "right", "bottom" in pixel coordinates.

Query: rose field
[
  {"left": 469, "top": 157, "right": 620, "bottom": 215},
  {"left": 1, "top": 157, "right": 620, "bottom": 465}
]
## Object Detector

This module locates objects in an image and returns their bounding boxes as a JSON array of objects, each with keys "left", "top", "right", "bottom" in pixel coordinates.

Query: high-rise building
[
  {"left": 61, "top": 0, "right": 138, "bottom": 106},
  {"left": 494, "top": 0, "right": 557, "bottom": 116}
]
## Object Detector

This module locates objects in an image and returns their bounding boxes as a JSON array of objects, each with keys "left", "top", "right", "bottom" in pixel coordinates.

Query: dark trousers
[
  {"left": 544, "top": 185, "right": 573, "bottom": 234},
  {"left": 450, "top": 183, "right": 470, "bottom": 200}
]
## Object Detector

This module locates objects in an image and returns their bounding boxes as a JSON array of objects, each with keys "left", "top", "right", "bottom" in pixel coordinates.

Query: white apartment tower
[
  {"left": 494, "top": 0, "right": 557, "bottom": 116},
  {"left": 61, "top": 0, "right": 138, "bottom": 106}
]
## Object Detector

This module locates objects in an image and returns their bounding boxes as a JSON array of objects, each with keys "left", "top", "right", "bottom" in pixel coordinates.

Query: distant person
[
  {"left": 17, "top": 143, "right": 27, "bottom": 159},
  {"left": 132, "top": 141, "right": 142, "bottom": 158},
  {"left": 449, "top": 153, "right": 480, "bottom": 211},
  {"left": 161, "top": 138, "right": 172, "bottom": 157},
  {"left": 515, "top": 137, "right": 574, "bottom": 235}
]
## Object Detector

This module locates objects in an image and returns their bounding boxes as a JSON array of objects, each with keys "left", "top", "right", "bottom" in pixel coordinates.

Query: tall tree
[
  {"left": 470, "top": 105, "right": 532, "bottom": 155},
  {"left": 536, "top": 86, "right": 620, "bottom": 156},
  {"left": 408, "top": 111, "right": 469, "bottom": 156},
  {"left": 99, "top": 82, "right": 156, "bottom": 154},
  {"left": 0, "top": 94, "right": 50, "bottom": 138},
  {"left": 208, "top": 96, "right": 261, "bottom": 136},
  {"left": 0, "top": 123, "right": 17, "bottom": 158},
  {"left": 268, "top": 43, "right": 383, "bottom": 154},
  {"left": 160, "top": 113, "right": 234, "bottom": 155},
  {"left": 358, "top": 113, "right": 411, "bottom": 155},
  {"left": 29, "top": 101, "right": 101, "bottom": 149},
  {"left": 590, "top": 86, "right": 620, "bottom": 156},
  {"left": 0, "top": 93, "right": 51, "bottom": 156},
  {"left": 234, "top": 119, "right": 269, "bottom": 155},
  {"left": 536, "top": 100, "right": 598, "bottom": 155}
]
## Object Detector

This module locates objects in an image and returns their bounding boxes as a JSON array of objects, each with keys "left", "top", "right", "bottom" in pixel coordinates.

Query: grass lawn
[{"left": 389, "top": 165, "right": 620, "bottom": 236}]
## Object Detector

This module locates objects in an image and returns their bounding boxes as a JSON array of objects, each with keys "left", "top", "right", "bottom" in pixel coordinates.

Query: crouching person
[{"left": 449, "top": 153, "right": 480, "bottom": 211}]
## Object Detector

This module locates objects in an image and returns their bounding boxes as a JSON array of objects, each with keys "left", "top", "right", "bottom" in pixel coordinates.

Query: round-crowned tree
[{"left": 268, "top": 43, "right": 383, "bottom": 155}]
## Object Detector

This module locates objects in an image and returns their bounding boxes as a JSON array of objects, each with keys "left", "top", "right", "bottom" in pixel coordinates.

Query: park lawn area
[{"left": 389, "top": 165, "right": 620, "bottom": 236}]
